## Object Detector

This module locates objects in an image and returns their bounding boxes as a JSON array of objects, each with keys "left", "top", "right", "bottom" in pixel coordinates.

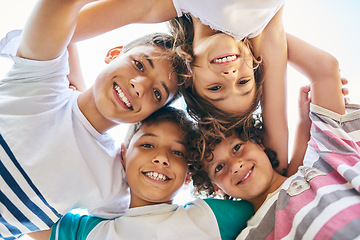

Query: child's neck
[
  {"left": 129, "top": 192, "right": 172, "bottom": 208},
  {"left": 78, "top": 87, "right": 117, "bottom": 133},
  {"left": 191, "top": 14, "right": 219, "bottom": 45},
  {"left": 251, "top": 172, "right": 287, "bottom": 211}
]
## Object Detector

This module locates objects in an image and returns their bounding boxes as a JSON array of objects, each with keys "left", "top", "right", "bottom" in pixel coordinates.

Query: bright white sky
[{"left": 1, "top": 0, "right": 360, "bottom": 228}]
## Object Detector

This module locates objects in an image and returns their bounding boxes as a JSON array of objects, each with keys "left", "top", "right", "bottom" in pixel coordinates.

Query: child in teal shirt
[{"left": 29, "top": 106, "right": 254, "bottom": 240}]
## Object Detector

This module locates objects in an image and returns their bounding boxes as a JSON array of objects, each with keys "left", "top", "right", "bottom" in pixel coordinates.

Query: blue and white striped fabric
[
  {"left": 0, "top": 29, "right": 129, "bottom": 240},
  {"left": 0, "top": 134, "right": 62, "bottom": 239}
]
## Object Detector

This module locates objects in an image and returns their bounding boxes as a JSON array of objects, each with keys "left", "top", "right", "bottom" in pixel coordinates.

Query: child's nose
[
  {"left": 130, "top": 78, "right": 148, "bottom": 98},
  {"left": 152, "top": 152, "right": 170, "bottom": 167},
  {"left": 231, "top": 161, "right": 243, "bottom": 174},
  {"left": 152, "top": 158, "right": 170, "bottom": 166},
  {"left": 221, "top": 68, "right": 238, "bottom": 81}
]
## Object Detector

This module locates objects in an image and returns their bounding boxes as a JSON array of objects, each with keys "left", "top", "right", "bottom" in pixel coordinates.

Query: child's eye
[
  {"left": 215, "top": 163, "right": 224, "bottom": 174},
  {"left": 153, "top": 89, "right": 162, "bottom": 102},
  {"left": 134, "top": 60, "right": 144, "bottom": 72},
  {"left": 232, "top": 143, "right": 242, "bottom": 153},
  {"left": 208, "top": 85, "right": 221, "bottom": 91},
  {"left": 237, "top": 79, "right": 250, "bottom": 85},
  {"left": 140, "top": 143, "right": 153, "bottom": 148},
  {"left": 173, "top": 150, "right": 185, "bottom": 157}
]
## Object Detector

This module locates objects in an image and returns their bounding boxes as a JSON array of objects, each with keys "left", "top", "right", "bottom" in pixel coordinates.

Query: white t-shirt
[
  {"left": 0, "top": 30, "right": 129, "bottom": 239},
  {"left": 51, "top": 198, "right": 255, "bottom": 240},
  {"left": 88, "top": 199, "right": 221, "bottom": 240},
  {"left": 172, "top": 0, "right": 286, "bottom": 40}
]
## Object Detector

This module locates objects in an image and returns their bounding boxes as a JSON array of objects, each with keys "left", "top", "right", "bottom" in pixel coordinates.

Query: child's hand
[
  {"left": 69, "top": 84, "right": 77, "bottom": 91},
  {"left": 341, "top": 77, "right": 349, "bottom": 104},
  {"left": 299, "top": 77, "right": 348, "bottom": 123},
  {"left": 298, "top": 85, "right": 311, "bottom": 126}
]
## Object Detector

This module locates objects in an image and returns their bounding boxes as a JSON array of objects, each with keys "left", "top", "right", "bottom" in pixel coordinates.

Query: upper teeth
[
  {"left": 239, "top": 169, "right": 252, "bottom": 184},
  {"left": 114, "top": 84, "right": 132, "bottom": 108},
  {"left": 214, "top": 55, "right": 237, "bottom": 63},
  {"left": 145, "top": 172, "right": 167, "bottom": 181}
]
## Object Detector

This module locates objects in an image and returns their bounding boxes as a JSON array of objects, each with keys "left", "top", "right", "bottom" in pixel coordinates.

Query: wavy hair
[
  {"left": 169, "top": 15, "right": 264, "bottom": 141},
  {"left": 188, "top": 114, "right": 279, "bottom": 198}
]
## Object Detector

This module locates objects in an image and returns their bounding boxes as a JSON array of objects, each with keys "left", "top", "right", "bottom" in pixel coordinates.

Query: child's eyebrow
[
  {"left": 143, "top": 54, "right": 170, "bottom": 100},
  {"left": 140, "top": 133, "right": 186, "bottom": 146},
  {"left": 210, "top": 86, "right": 254, "bottom": 102},
  {"left": 162, "top": 82, "right": 170, "bottom": 99},
  {"left": 143, "top": 54, "right": 154, "bottom": 69}
]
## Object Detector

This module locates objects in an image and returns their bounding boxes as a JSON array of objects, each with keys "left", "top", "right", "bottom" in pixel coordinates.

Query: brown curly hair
[
  {"left": 168, "top": 15, "right": 264, "bottom": 141},
  {"left": 188, "top": 114, "right": 279, "bottom": 198}
]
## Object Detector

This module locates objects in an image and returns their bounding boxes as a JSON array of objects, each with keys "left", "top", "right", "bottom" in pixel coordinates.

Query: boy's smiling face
[
  {"left": 203, "top": 135, "right": 275, "bottom": 202},
  {"left": 94, "top": 45, "right": 178, "bottom": 124},
  {"left": 121, "top": 120, "right": 188, "bottom": 208}
]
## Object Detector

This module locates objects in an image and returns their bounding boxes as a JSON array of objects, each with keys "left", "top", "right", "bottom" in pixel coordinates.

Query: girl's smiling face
[
  {"left": 121, "top": 121, "right": 188, "bottom": 208},
  {"left": 192, "top": 33, "right": 256, "bottom": 115},
  {"left": 203, "top": 135, "right": 275, "bottom": 202}
]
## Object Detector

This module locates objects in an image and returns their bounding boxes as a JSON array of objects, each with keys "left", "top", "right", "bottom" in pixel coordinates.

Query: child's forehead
[
  {"left": 131, "top": 121, "right": 186, "bottom": 144},
  {"left": 217, "top": 134, "right": 242, "bottom": 147},
  {"left": 124, "top": 45, "right": 169, "bottom": 58}
]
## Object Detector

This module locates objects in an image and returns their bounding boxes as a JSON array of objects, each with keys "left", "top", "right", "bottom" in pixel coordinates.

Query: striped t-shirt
[
  {"left": 237, "top": 103, "right": 360, "bottom": 240},
  {"left": 0, "top": 30, "right": 129, "bottom": 240}
]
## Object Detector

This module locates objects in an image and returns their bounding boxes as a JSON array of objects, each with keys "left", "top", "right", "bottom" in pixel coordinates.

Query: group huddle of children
[{"left": 0, "top": 0, "right": 359, "bottom": 240}]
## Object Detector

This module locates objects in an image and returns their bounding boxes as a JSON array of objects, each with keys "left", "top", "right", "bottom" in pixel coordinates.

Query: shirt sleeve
[
  {"left": 307, "top": 103, "right": 360, "bottom": 192},
  {"left": 204, "top": 198, "right": 254, "bottom": 240},
  {"left": 50, "top": 213, "right": 104, "bottom": 240}
]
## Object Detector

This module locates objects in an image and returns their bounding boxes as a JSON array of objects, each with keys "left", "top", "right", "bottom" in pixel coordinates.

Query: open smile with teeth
[
  {"left": 237, "top": 166, "right": 254, "bottom": 185},
  {"left": 211, "top": 54, "right": 239, "bottom": 64},
  {"left": 114, "top": 83, "right": 133, "bottom": 110},
  {"left": 144, "top": 171, "right": 170, "bottom": 182}
]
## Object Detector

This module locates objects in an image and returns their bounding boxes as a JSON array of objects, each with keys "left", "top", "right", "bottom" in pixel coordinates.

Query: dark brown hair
[
  {"left": 188, "top": 114, "right": 279, "bottom": 198},
  {"left": 124, "top": 106, "right": 196, "bottom": 162}
]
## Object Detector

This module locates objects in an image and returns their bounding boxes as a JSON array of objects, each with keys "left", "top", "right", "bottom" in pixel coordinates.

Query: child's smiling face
[
  {"left": 121, "top": 120, "right": 188, "bottom": 208},
  {"left": 192, "top": 33, "right": 256, "bottom": 115},
  {"left": 203, "top": 135, "right": 275, "bottom": 202},
  {"left": 94, "top": 46, "right": 179, "bottom": 124}
]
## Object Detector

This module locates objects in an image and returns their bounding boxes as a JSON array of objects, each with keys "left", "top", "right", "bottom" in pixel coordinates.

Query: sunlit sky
[{"left": 1, "top": 0, "right": 360, "bottom": 219}]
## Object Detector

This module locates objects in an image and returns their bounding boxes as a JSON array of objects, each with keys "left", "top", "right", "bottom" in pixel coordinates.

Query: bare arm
[
  {"left": 287, "top": 33, "right": 345, "bottom": 115},
  {"left": 287, "top": 85, "right": 311, "bottom": 176},
  {"left": 72, "top": 0, "right": 177, "bottom": 42},
  {"left": 286, "top": 34, "right": 345, "bottom": 175},
  {"left": 250, "top": 6, "right": 288, "bottom": 175},
  {"left": 67, "top": 43, "right": 87, "bottom": 91},
  {"left": 287, "top": 78, "right": 348, "bottom": 176},
  {"left": 27, "top": 229, "right": 51, "bottom": 240},
  {"left": 17, "top": 0, "right": 95, "bottom": 61}
]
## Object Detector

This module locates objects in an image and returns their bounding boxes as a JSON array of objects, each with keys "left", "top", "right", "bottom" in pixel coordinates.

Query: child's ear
[
  {"left": 120, "top": 144, "right": 127, "bottom": 168},
  {"left": 184, "top": 171, "right": 192, "bottom": 186},
  {"left": 105, "top": 46, "right": 124, "bottom": 64},
  {"left": 213, "top": 183, "right": 226, "bottom": 196}
]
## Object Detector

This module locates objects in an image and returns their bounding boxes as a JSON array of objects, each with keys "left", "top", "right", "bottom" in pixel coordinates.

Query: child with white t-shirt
[
  {"left": 28, "top": 106, "right": 255, "bottom": 240},
  {"left": 0, "top": 0, "right": 188, "bottom": 239}
]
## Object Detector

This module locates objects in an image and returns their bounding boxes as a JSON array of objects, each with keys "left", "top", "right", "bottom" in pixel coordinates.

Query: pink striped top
[{"left": 237, "top": 103, "right": 360, "bottom": 240}]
